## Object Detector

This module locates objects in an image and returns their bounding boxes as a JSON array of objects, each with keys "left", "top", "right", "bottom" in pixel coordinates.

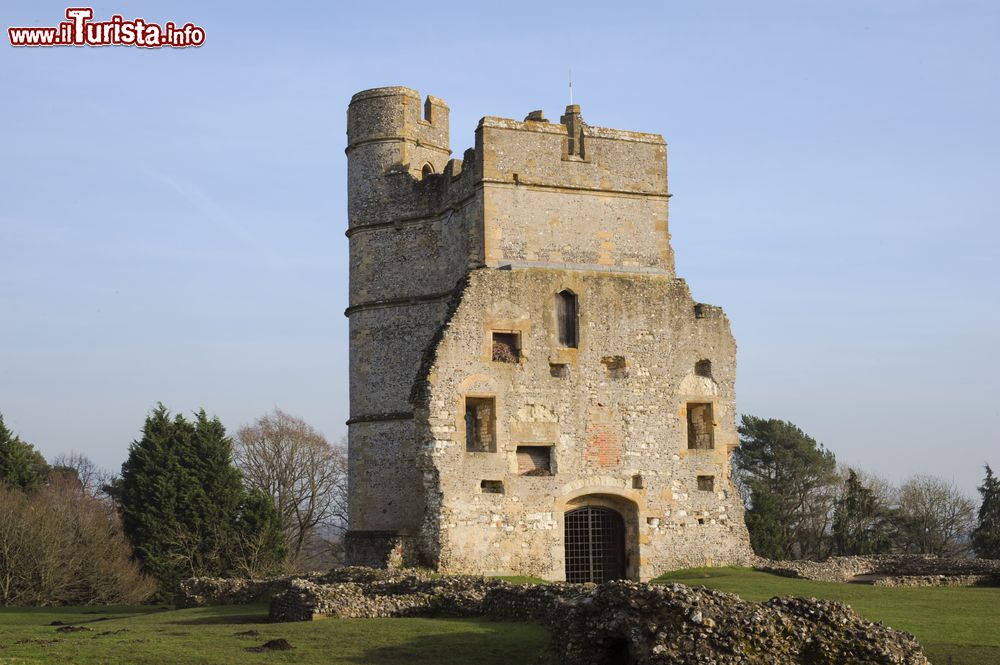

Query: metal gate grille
[{"left": 564, "top": 506, "right": 626, "bottom": 583}]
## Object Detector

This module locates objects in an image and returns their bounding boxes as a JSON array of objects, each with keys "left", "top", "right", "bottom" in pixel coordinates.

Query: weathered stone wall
[
  {"left": 417, "top": 267, "right": 752, "bottom": 579},
  {"left": 177, "top": 574, "right": 323, "bottom": 608},
  {"left": 343, "top": 531, "right": 421, "bottom": 569},
  {"left": 477, "top": 115, "right": 673, "bottom": 273},
  {"left": 754, "top": 554, "right": 1000, "bottom": 586},
  {"left": 346, "top": 86, "right": 752, "bottom": 577},
  {"left": 345, "top": 87, "right": 484, "bottom": 542}
]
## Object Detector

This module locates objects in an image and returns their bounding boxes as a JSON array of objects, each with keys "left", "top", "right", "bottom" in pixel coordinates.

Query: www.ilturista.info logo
[{"left": 8, "top": 8, "right": 205, "bottom": 48}]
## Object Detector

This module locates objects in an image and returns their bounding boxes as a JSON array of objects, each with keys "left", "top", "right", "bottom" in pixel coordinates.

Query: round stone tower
[
  {"left": 344, "top": 88, "right": 453, "bottom": 566},
  {"left": 346, "top": 87, "right": 450, "bottom": 228}
]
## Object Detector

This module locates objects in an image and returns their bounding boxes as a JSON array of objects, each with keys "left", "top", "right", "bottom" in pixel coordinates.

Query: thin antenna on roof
[{"left": 569, "top": 69, "right": 573, "bottom": 105}]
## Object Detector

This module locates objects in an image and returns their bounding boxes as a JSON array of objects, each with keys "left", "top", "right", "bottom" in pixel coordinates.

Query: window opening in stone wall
[
  {"left": 480, "top": 480, "right": 504, "bottom": 494},
  {"left": 550, "top": 363, "right": 570, "bottom": 378},
  {"left": 694, "top": 303, "right": 706, "bottom": 319},
  {"left": 686, "top": 403, "right": 715, "bottom": 450},
  {"left": 601, "top": 356, "right": 627, "bottom": 379},
  {"left": 423, "top": 97, "right": 433, "bottom": 122},
  {"left": 491, "top": 331, "right": 520, "bottom": 363},
  {"left": 516, "top": 446, "right": 552, "bottom": 476},
  {"left": 556, "top": 290, "right": 578, "bottom": 348},
  {"left": 695, "top": 359, "right": 712, "bottom": 378},
  {"left": 421, "top": 163, "right": 434, "bottom": 179},
  {"left": 465, "top": 397, "right": 496, "bottom": 452},
  {"left": 697, "top": 475, "right": 715, "bottom": 492},
  {"left": 631, "top": 474, "right": 644, "bottom": 490}
]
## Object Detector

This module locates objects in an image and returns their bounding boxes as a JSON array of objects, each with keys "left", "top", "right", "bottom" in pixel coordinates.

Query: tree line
[
  {"left": 734, "top": 415, "right": 1000, "bottom": 561},
  {"left": 3, "top": 407, "right": 998, "bottom": 605},
  {"left": 0, "top": 406, "right": 347, "bottom": 605}
]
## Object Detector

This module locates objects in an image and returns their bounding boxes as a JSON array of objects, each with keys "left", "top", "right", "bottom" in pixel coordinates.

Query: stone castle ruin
[{"left": 344, "top": 87, "right": 753, "bottom": 581}]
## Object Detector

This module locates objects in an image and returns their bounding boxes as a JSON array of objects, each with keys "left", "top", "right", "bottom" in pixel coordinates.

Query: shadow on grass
[
  {"left": 925, "top": 644, "right": 1000, "bottom": 665},
  {"left": 164, "top": 606, "right": 269, "bottom": 626},
  {"left": 350, "top": 625, "right": 558, "bottom": 665},
  {"left": 167, "top": 612, "right": 268, "bottom": 626}
]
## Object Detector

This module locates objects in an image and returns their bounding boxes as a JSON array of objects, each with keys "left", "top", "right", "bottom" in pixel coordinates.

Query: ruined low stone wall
[
  {"left": 177, "top": 574, "right": 320, "bottom": 608},
  {"left": 873, "top": 574, "right": 994, "bottom": 587},
  {"left": 261, "top": 568, "right": 929, "bottom": 664},
  {"left": 754, "top": 554, "right": 1000, "bottom": 586},
  {"left": 178, "top": 567, "right": 419, "bottom": 607},
  {"left": 551, "top": 582, "right": 927, "bottom": 665},
  {"left": 181, "top": 555, "right": 1000, "bottom": 609}
]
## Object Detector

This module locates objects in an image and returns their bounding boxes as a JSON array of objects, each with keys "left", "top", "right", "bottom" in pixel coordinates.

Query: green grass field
[
  {"left": 655, "top": 567, "right": 1000, "bottom": 665},
  {"left": 0, "top": 604, "right": 557, "bottom": 665},
  {"left": 1, "top": 570, "right": 997, "bottom": 664}
]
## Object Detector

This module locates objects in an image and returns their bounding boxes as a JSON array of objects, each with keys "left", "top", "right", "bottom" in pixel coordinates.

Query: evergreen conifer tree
[
  {"left": 0, "top": 412, "right": 48, "bottom": 491},
  {"left": 832, "top": 469, "right": 892, "bottom": 555},
  {"left": 110, "top": 404, "right": 284, "bottom": 597},
  {"left": 733, "top": 415, "right": 838, "bottom": 560},
  {"left": 972, "top": 464, "right": 1000, "bottom": 559}
]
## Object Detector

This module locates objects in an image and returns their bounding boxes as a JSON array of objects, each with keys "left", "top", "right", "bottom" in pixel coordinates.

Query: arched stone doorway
[{"left": 564, "top": 505, "right": 627, "bottom": 583}]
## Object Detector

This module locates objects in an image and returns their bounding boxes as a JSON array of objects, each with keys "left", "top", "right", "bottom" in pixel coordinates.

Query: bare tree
[
  {"left": 0, "top": 477, "right": 154, "bottom": 606},
  {"left": 50, "top": 451, "right": 111, "bottom": 500},
  {"left": 895, "top": 474, "right": 976, "bottom": 557},
  {"left": 234, "top": 409, "right": 347, "bottom": 570}
]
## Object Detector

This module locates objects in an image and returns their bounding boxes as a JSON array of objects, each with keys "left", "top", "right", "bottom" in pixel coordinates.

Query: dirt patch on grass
[
  {"left": 55, "top": 625, "right": 92, "bottom": 633},
  {"left": 95, "top": 629, "right": 130, "bottom": 637},
  {"left": 246, "top": 638, "right": 293, "bottom": 652},
  {"left": 15, "top": 638, "right": 63, "bottom": 646},
  {"left": 234, "top": 629, "right": 261, "bottom": 638}
]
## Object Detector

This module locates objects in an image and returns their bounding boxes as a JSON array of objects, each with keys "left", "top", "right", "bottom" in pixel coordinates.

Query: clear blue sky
[{"left": 1, "top": 1, "right": 997, "bottom": 497}]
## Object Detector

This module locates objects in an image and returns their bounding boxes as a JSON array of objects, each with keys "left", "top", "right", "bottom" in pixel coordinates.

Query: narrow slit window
[
  {"left": 686, "top": 403, "right": 715, "bottom": 450},
  {"left": 465, "top": 397, "right": 496, "bottom": 452},
  {"left": 491, "top": 331, "right": 520, "bottom": 363},
  {"left": 556, "top": 290, "right": 578, "bottom": 348},
  {"left": 516, "top": 446, "right": 552, "bottom": 476}
]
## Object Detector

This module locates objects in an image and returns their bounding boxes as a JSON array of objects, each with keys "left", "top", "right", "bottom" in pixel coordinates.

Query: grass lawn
[
  {"left": 0, "top": 604, "right": 558, "bottom": 665},
  {"left": 2, "top": 571, "right": 997, "bottom": 664},
  {"left": 655, "top": 567, "right": 1000, "bottom": 665}
]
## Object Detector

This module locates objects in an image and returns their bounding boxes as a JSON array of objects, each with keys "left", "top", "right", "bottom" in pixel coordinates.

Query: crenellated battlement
[
  {"left": 347, "top": 87, "right": 674, "bottom": 275},
  {"left": 347, "top": 87, "right": 449, "bottom": 156}
]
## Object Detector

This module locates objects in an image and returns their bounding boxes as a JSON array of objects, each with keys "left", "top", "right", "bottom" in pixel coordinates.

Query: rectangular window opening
[
  {"left": 697, "top": 475, "right": 715, "bottom": 492},
  {"left": 492, "top": 331, "right": 521, "bottom": 363},
  {"left": 465, "top": 397, "right": 496, "bottom": 452},
  {"left": 549, "top": 362, "right": 570, "bottom": 378},
  {"left": 480, "top": 480, "right": 504, "bottom": 494},
  {"left": 516, "top": 445, "right": 552, "bottom": 476},
  {"left": 601, "top": 355, "right": 627, "bottom": 379},
  {"left": 631, "top": 474, "right": 644, "bottom": 490},
  {"left": 686, "top": 403, "right": 715, "bottom": 450}
]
